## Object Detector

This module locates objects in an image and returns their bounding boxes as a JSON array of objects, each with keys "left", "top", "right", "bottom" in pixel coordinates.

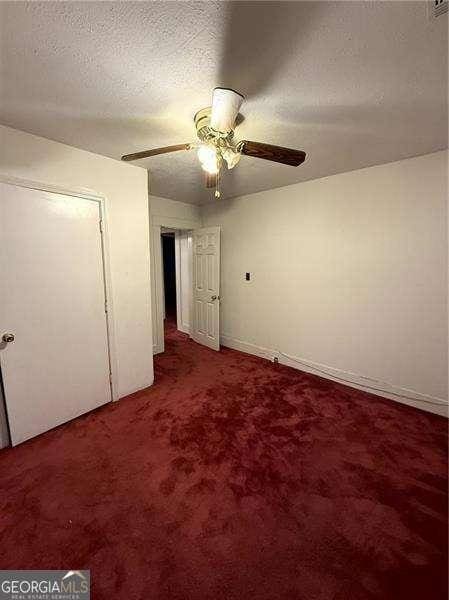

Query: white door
[
  {"left": 191, "top": 227, "right": 220, "bottom": 351},
  {"left": 0, "top": 182, "right": 112, "bottom": 446}
]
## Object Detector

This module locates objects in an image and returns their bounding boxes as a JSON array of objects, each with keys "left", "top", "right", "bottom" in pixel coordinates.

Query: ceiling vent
[{"left": 430, "top": 0, "right": 448, "bottom": 17}]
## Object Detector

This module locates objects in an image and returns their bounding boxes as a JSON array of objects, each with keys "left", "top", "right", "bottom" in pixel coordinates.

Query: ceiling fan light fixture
[
  {"left": 221, "top": 147, "right": 241, "bottom": 169},
  {"left": 121, "top": 86, "right": 307, "bottom": 198},
  {"left": 202, "top": 163, "right": 219, "bottom": 175},
  {"left": 197, "top": 144, "right": 219, "bottom": 174}
]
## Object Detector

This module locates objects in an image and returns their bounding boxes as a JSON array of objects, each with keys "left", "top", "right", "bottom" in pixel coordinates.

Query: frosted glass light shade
[{"left": 197, "top": 144, "right": 219, "bottom": 174}]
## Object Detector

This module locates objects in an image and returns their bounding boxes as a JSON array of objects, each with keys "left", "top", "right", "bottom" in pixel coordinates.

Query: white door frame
[
  {"left": 151, "top": 214, "right": 200, "bottom": 354},
  {"left": 0, "top": 174, "right": 118, "bottom": 401},
  {"left": 175, "top": 230, "right": 193, "bottom": 335}
]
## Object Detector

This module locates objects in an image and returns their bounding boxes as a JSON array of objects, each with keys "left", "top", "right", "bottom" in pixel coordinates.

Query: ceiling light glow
[{"left": 197, "top": 144, "right": 219, "bottom": 174}]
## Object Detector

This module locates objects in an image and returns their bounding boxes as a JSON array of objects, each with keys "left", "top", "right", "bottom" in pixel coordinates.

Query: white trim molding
[
  {"left": 220, "top": 334, "right": 448, "bottom": 418},
  {"left": 152, "top": 214, "right": 199, "bottom": 230},
  {"left": 151, "top": 225, "right": 164, "bottom": 354},
  {"left": 0, "top": 175, "right": 123, "bottom": 447},
  {"left": 175, "top": 231, "right": 192, "bottom": 335},
  {"left": 220, "top": 334, "right": 274, "bottom": 361},
  {"left": 0, "top": 174, "right": 104, "bottom": 201},
  {"left": 0, "top": 173, "right": 119, "bottom": 401},
  {"left": 150, "top": 211, "right": 201, "bottom": 355}
]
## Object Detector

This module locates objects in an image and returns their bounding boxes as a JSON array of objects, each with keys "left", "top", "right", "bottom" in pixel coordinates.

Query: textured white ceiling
[{"left": 0, "top": 1, "right": 447, "bottom": 204}]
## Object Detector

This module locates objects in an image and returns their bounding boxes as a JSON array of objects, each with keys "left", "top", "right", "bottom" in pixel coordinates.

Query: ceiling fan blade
[
  {"left": 205, "top": 172, "right": 217, "bottom": 189},
  {"left": 240, "top": 141, "right": 306, "bottom": 167},
  {"left": 210, "top": 87, "right": 244, "bottom": 133},
  {"left": 121, "top": 143, "right": 191, "bottom": 162}
]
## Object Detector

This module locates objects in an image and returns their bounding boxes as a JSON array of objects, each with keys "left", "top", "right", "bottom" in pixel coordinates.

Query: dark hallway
[{"left": 162, "top": 233, "right": 176, "bottom": 323}]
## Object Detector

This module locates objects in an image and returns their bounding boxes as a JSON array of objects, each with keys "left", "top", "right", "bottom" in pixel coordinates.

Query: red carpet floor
[{"left": 0, "top": 320, "right": 447, "bottom": 599}]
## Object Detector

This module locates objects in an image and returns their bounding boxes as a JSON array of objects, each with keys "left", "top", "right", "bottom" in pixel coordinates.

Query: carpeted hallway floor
[{"left": 0, "top": 320, "right": 447, "bottom": 599}]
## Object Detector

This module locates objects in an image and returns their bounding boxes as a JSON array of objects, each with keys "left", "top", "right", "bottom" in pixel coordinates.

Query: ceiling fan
[{"left": 121, "top": 88, "right": 306, "bottom": 198}]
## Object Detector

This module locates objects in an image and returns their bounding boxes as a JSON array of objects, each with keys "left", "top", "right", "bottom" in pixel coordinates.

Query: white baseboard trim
[
  {"left": 220, "top": 335, "right": 274, "bottom": 361},
  {"left": 220, "top": 334, "right": 448, "bottom": 418}
]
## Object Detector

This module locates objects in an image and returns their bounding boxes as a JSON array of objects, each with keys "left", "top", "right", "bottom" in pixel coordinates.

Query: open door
[{"left": 191, "top": 226, "right": 220, "bottom": 351}]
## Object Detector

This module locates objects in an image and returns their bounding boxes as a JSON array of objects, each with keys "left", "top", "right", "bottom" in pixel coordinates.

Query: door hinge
[
  {"left": 109, "top": 371, "right": 113, "bottom": 384},
  {"left": 104, "top": 299, "right": 108, "bottom": 313},
  {"left": 99, "top": 219, "right": 103, "bottom": 234}
]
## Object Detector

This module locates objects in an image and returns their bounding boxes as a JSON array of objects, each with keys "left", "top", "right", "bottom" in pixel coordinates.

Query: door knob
[
  {"left": 211, "top": 295, "right": 219, "bottom": 301},
  {"left": 2, "top": 333, "right": 15, "bottom": 343}
]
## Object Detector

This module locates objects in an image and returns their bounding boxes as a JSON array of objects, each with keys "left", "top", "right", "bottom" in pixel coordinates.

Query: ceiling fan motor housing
[{"left": 194, "top": 107, "right": 231, "bottom": 141}]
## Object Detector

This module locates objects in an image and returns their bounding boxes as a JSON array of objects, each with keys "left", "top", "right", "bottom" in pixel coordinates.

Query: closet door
[{"left": 0, "top": 182, "right": 111, "bottom": 445}]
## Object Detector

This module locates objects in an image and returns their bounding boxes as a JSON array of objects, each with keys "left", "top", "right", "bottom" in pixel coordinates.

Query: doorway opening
[
  {"left": 160, "top": 228, "right": 192, "bottom": 346},
  {"left": 152, "top": 225, "right": 220, "bottom": 355},
  {"left": 161, "top": 232, "right": 176, "bottom": 325}
]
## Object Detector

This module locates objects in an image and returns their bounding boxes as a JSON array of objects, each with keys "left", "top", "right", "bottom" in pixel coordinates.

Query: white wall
[
  {"left": 202, "top": 151, "right": 448, "bottom": 416},
  {"left": 150, "top": 195, "right": 201, "bottom": 225},
  {"left": 0, "top": 125, "right": 153, "bottom": 401}
]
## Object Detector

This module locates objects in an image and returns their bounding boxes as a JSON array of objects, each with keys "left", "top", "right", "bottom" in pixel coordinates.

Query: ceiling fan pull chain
[{"left": 215, "top": 167, "right": 221, "bottom": 199}]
